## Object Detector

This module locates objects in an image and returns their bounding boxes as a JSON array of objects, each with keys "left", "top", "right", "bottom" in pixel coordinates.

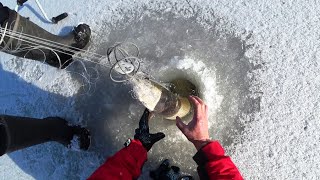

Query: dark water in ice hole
[{"left": 70, "top": 10, "right": 261, "bottom": 179}]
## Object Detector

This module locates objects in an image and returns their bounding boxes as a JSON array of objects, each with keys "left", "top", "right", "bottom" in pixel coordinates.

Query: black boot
[
  {"left": 150, "top": 159, "right": 194, "bottom": 180},
  {"left": 0, "top": 115, "right": 91, "bottom": 156},
  {"left": 0, "top": 6, "right": 91, "bottom": 69},
  {"left": 0, "top": 3, "right": 9, "bottom": 26}
]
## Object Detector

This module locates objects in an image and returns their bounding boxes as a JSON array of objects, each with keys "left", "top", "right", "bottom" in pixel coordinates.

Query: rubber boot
[
  {"left": 0, "top": 6, "right": 91, "bottom": 69},
  {"left": 0, "top": 3, "right": 9, "bottom": 25},
  {"left": 0, "top": 115, "right": 91, "bottom": 156},
  {"left": 150, "top": 159, "right": 194, "bottom": 180}
]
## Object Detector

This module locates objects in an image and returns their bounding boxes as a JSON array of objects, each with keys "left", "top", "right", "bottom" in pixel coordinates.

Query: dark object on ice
[
  {"left": 150, "top": 159, "right": 194, "bottom": 180},
  {"left": 134, "top": 109, "right": 165, "bottom": 151},
  {"left": 0, "top": 115, "right": 91, "bottom": 156},
  {"left": 16, "top": 0, "right": 68, "bottom": 24},
  {"left": 0, "top": 3, "right": 9, "bottom": 25},
  {"left": 17, "top": 0, "right": 28, "bottom": 6},
  {"left": 71, "top": 123, "right": 91, "bottom": 150},
  {"left": 0, "top": 4, "right": 91, "bottom": 69},
  {"left": 52, "top": 13, "right": 68, "bottom": 24}
]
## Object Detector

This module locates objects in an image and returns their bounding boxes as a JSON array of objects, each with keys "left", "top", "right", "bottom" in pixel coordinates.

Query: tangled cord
[
  {"left": 107, "top": 42, "right": 142, "bottom": 83},
  {"left": 0, "top": 22, "right": 146, "bottom": 92}
]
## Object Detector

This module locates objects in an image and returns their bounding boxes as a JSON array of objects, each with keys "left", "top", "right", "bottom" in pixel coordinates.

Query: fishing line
[
  {"left": 0, "top": 26, "right": 101, "bottom": 57},
  {"left": 0, "top": 26, "right": 143, "bottom": 85}
]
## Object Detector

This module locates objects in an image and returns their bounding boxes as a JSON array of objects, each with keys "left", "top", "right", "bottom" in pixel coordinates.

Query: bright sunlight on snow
[{"left": 0, "top": 0, "right": 319, "bottom": 179}]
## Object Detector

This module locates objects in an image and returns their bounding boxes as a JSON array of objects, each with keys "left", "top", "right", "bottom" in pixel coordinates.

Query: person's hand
[
  {"left": 134, "top": 109, "right": 165, "bottom": 151},
  {"left": 176, "top": 96, "right": 211, "bottom": 150}
]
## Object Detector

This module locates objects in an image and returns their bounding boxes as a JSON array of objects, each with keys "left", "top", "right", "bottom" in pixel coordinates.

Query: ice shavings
[{"left": 168, "top": 57, "right": 224, "bottom": 128}]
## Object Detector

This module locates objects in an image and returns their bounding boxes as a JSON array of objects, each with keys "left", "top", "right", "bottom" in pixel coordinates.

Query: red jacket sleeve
[
  {"left": 88, "top": 139, "right": 147, "bottom": 180},
  {"left": 193, "top": 141, "right": 243, "bottom": 180}
]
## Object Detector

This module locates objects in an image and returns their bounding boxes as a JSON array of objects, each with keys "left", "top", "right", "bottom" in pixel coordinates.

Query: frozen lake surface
[{"left": 0, "top": 0, "right": 319, "bottom": 179}]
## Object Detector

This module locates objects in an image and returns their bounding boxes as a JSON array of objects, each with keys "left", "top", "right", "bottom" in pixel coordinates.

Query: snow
[
  {"left": 69, "top": 135, "right": 81, "bottom": 151},
  {"left": 0, "top": 0, "right": 320, "bottom": 179}
]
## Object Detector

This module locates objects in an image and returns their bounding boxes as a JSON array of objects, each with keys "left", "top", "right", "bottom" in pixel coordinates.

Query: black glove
[
  {"left": 134, "top": 109, "right": 165, "bottom": 151},
  {"left": 150, "top": 159, "right": 194, "bottom": 180}
]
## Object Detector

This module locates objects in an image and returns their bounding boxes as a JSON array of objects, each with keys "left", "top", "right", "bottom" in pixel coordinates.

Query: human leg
[
  {"left": 0, "top": 115, "right": 90, "bottom": 156},
  {"left": 0, "top": 4, "right": 91, "bottom": 69}
]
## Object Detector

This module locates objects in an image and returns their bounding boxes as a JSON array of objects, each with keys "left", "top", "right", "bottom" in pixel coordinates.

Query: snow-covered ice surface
[{"left": 0, "top": 0, "right": 319, "bottom": 179}]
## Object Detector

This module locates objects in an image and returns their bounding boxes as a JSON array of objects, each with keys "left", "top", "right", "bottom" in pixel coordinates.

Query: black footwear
[
  {"left": 72, "top": 24, "right": 91, "bottom": 49},
  {"left": 0, "top": 116, "right": 73, "bottom": 156},
  {"left": 70, "top": 126, "right": 91, "bottom": 150},
  {"left": 0, "top": 3, "right": 9, "bottom": 26},
  {"left": 0, "top": 115, "right": 91, "bottom": 156},
  {"left": 150, "top": 159, "right": 194, "bottom": 180},
  {"left": 0, "top": 7, "right": 91, "bottom": 69}
]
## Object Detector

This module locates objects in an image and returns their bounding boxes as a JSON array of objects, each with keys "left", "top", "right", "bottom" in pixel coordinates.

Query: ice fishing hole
[{"left": 80, "top": 5, "right": 261, "bottom": 178}]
